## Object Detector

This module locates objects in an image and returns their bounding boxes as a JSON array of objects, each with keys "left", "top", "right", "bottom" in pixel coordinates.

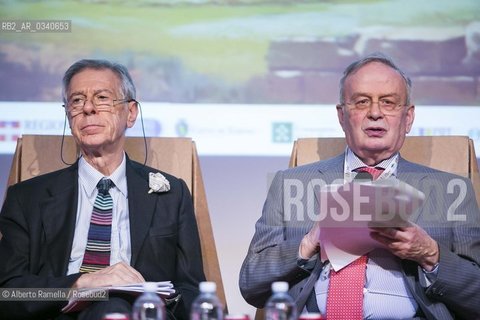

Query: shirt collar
[
  {"left": 344, "top": 147, "right": 399, "bottom": 181},
  {"left": 345, "top": 147, "right": 398, "bottom": 171},
  {"left": 78, "top": 153, "right": 127, "bottom": 197}
]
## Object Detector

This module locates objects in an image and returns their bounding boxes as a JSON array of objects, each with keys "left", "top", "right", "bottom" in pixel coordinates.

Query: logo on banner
[
  {"left": 410, "top": 127, "right": 451, "bottom": 136},
  {"left": 272, "top": 122, "right": 293, "bottom": 143},
  {"left": 0, "top": 121, "right": 21, "bottom": 142},
  {"left": 175, "top": 119, "right": 189, "bottom": 137},
  {"left": 127, "top": 119, "right": 162, "bottom": 137}
]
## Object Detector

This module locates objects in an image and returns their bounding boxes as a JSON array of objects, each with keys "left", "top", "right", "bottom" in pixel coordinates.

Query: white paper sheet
[
  {"left": 62, "top": 281, "right": 175, "bottom": 313},
  {"left": 317, "top": 179, "right": 425, "bottom": 271}
]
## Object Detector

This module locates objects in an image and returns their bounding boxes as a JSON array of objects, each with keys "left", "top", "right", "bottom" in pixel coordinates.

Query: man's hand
[
  {"left": 72, "top": 262, "right": 145, "bottom": 289},
  {"left": 299, "top": 222, "right": 321, "bottom": 259},
  {"left": 370, "top": 222, "right": 439, "bottom": 271}
]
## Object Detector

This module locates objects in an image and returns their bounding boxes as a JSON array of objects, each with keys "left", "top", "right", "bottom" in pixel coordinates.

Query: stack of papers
[
  {"left": 62, "top": 281, "right": 175, "bottom": 313},
  {"left": 317, "top": 179, "right": 425, "bottom": 271}
]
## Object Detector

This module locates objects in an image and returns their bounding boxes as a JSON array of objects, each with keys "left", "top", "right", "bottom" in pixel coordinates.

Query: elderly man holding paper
[{"left": 239, "top": 52, "right": 480, "bottom": 319}]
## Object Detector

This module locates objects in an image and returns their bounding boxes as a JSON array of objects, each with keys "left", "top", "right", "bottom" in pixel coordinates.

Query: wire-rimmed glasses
[
  {"left": 63, "top": 92, "right": 132, "bottom": 116},
  {"left": 344, "top": 98, "right": 407, "bottom": 114}
]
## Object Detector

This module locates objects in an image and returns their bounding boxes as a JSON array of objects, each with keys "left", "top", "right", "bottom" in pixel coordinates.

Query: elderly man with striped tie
[
  {"left": 240, "top": 52, "right": 480, "bottom": 319},
  {"left": 0, "top": 59, "right": 205, "bottom": 319}
]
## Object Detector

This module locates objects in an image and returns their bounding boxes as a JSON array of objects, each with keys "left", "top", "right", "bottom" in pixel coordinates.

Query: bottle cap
[
  {"left": 199, "top": 281, "right": 217, "bottom": 293},
  {"left": 102, "top": 313, "right": 130, "bottom": 320},
  {"left": 271, "top": 281, "right": 289, "bottom": 293},
  {"left": 143, "top": 282, "right": 158, "bottom": 292},
  {"left": 298, "top": 313, "right": 324, "bottom": 320},
  {"left": 225, "top": 314, "right": 250, "bottom": 320}
]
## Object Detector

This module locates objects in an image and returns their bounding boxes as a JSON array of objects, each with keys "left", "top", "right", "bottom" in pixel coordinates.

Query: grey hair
[
  {"left": 339, "top": 52, "right": 412, "bottom": 105},
  {"left": 62, "top": 59, "right": 136, "bottom": 104}
]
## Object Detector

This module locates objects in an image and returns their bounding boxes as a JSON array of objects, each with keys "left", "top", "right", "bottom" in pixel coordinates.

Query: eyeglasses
[
  {"left": 344, "top": 98, "right": 406, "bottom": 114},
  {"left": 63, "top": 93, "right": 132, "bottom": 116}
]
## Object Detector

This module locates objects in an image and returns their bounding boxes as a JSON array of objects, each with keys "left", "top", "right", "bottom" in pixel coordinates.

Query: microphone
[{"left": 353, "top": 171, "right": 373, "bottom": 182}]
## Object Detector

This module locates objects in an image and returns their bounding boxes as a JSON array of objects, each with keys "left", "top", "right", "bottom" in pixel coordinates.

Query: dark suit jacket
[
  {"left": 239, "top": 154, "right": 480, "bottom": 319},
  {"left": 0, "top": 157, "right": 205, "bottom": 320}
]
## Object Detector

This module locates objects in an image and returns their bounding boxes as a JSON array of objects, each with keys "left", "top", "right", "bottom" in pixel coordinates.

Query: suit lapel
[
  {"left": 40, "top": 165, "right": 78, "bottom": 276},
  {"left": 396, "top": 157, "right": 428, "bottom": 185},
  {"left": 126, "top": 159, "right": 157, "bottom": 266},
  {"left": 397, "top": 158, "right": 455, "bottom": 319},
  {"left": 293, "top": 155, "right": 343, "bottom": 311},
  {"left": 312, "top": 154, "right": 345, "bottom": 210},
  {"left": 316, "top": 154, "right": 345, "bottom": 184},
  {"left": 396, "top": 157, "right": 429, "bottom": 224}
]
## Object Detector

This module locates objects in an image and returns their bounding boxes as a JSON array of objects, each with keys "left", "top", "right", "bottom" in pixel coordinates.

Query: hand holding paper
[
  {"left": 370, "top": 222, "right": 439, "bottom": 270},
  {"left": 299, "top": 221, "right": 321, "bottom": 259}
]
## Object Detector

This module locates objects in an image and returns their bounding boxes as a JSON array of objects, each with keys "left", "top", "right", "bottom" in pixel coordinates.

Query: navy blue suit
[{"left": 0, "top": 157, "right": 205, "bottom": 320}]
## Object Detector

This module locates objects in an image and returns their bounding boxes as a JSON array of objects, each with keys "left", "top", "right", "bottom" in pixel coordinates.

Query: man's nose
[
  {"left": 82, "top": 98, "right": 97, "bottom": 114},
  {"left": 367, "top": 101, "right": 384, "bottom": 119}
]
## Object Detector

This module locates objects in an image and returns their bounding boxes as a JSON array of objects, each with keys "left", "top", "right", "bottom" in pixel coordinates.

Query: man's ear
[
  {"left": 405, "top": 105, "right": 415, "bottom": 133},
  {"left": 126, "top": 100, "right": 139, "bottom": 128},
  {"left": 336, "top": 104, "right": 346, "bottom": 131},
  {"left": 66, "top": 113, "right": 72, "bottom": 129}
]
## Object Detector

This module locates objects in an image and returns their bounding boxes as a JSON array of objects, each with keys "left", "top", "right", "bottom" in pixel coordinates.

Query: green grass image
[{"left": 1, "top": 0, "right": 479, "bottom": 83}]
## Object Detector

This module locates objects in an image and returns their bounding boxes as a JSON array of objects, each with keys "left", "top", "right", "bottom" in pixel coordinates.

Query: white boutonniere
[{"left": 148, "top": 172, "right": 170, "bottom": 194}]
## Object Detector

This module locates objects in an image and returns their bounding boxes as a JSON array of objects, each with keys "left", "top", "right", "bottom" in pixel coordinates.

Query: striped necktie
[
  {"left": 79, "top": 178, "right": 114, "bottom": 273},
  {"left": 325, "top": 166, "right": 384, "bottom": 319}
]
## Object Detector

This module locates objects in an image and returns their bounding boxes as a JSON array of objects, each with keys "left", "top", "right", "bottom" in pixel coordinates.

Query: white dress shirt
[
  {"left": 67, "top": 154, "right": 131, "bottom": 275},
  {"left": 313, "top": 148, "right": 419, "bottom": 319}
]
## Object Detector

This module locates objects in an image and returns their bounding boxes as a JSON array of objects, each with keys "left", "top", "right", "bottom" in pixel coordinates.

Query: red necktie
[
  {"left": 325, "top": 167, "right": 384, "bottom": 319},
  {"left": 357, "top": 166, "right": 384, "bottom": 180}
]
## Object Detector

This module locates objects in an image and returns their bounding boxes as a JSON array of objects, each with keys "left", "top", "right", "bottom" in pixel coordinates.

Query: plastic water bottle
[
  {"left": 264, "top": 282, "right": 297, "bottom": 320},
  {"left": 132, "top": 282, "right": 166, "bottom": 320},
  {"left": 190, "top": 281, "right": 224, "bottom": 320}
]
